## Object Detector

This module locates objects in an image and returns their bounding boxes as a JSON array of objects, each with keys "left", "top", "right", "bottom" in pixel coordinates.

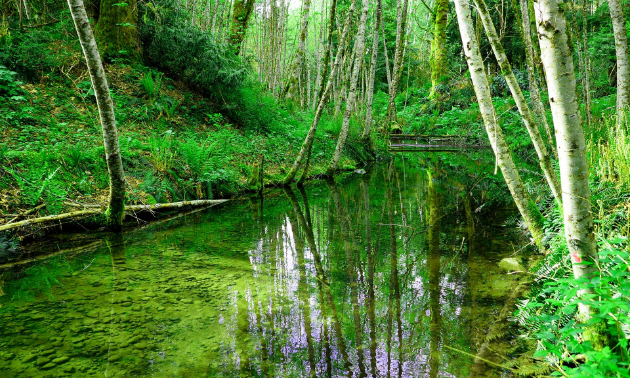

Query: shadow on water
[{"left": 0, "top": 154, "right": 530, "bottom": 377}]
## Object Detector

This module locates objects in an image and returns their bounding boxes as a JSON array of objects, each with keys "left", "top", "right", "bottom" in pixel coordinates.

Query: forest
[{"left": 0, "top": 0, "right": 629, "bottom": 376}]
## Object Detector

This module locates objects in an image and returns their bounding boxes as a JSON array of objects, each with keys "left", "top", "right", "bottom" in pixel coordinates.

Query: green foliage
[
  {"left": 140, "top": 70, "right": 162, "bottom": 103},
  {"left": 5, "top": 164, "right": 68, "bottom": 214},
  {"left": 517, "top": 239, "right": 630, "bottom": 377}
]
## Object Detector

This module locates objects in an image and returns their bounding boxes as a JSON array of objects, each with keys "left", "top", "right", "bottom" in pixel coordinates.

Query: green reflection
[{"left": 0, "top": 156, "right": 525, "bottom": 378}]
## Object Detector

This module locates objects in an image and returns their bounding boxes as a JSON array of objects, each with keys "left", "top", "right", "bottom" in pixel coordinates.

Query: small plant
[
  {"left": 140, "top": 70, "right": 162, "bottom": 104},
  {"left": 147, "top": 135, "right": 174, "bottom": 174}
]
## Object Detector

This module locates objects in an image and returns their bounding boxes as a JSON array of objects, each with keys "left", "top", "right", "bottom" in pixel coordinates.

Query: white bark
[
  {"left": 283, "top": 0, "right": 358, "bottom": 184},
  {"left": 453, "top": 0, "right": 545, "bottom": 248},
  {"left": 608, "top": 0, "right": 630, "bottom": 126},
  {"left": 474, "top": 0, "right": 562, "bottom": 205},
  {"left": 67, "top": 0, "right": 126, "bottom": 228},
  {"left": 534, "top": 0, "right": 598, "bottom": 316},
  {"left": 519, "top": 0, "right": 556, "bottom": 159},
  {"left": 386, "top": 0, "right": 410, "bottom": 125},
  {"left": 363, "top": 0, "right": 384, "bottom": 139},
  {"left": 327, "top": 0, "right": 370, "bottom": 174}
]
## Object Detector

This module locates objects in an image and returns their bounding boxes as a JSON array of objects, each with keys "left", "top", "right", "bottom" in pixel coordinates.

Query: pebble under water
[{"left": 0, "top": 158, "right": 528, "bottom": 377}]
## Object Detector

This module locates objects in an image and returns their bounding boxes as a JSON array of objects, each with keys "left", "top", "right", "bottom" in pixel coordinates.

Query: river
[{"left": 0, "top": 155, "right": 528, "bottom": 377}]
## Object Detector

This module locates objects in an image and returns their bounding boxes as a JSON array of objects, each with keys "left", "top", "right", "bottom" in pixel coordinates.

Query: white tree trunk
[
  {"left": 326, "top": 0, "right": 370, "bottom": 174},
  {"left": 283, "top": 0, "right": 358, "bottom": 184},
  {"left": 67, "top": 0, "right": 126, "bottom": 228},
  {"left": 519, "top": 0, "right": 556, "bottom": 160},
  {"left": 453, "top": 0, "right": 545, "bottom": 249},
  {"left": 534, "top": 0, "right": 598, "bottom": 318},
  {"left": 474, "top": 0, "right": 562, "bottom": 205},
  {"left": 608, "top": 0, "right": 630, "bottom": 126},
  {"left": 385, "top": 0, "right": 409, "bottom": 125},
  {"left": 362, "top": 0, "right": 383, "bottom": 140}
]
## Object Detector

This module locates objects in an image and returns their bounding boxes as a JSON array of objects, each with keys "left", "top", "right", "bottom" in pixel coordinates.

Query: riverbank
[{"left": 0, "top": 21, "right": 384, "bottom": 248}]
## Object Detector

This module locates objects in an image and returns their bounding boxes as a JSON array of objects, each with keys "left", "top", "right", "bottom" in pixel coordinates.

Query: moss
[{"left": 94, "top": 0, "right": 141, "bottom": 62}]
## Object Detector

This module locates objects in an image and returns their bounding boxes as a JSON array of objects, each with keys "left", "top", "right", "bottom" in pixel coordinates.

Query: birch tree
[
  {"left": 282, "top": 0, "right": 311, "bottom": 100},
  {"left": 474, "top": 0, "right": 562, "bottom": 205},
  {"left": 362, "top": 0, "right": 383, "bottom": 140},
  {"left": 326, "top": 0, "right": 369, "bottom": 174},
  {"left": 453, "top": 0, "right": 546, "bottom": 249},
  {"left": 534, "top": 0, "right": 598, "bottom": 318},
  {"left": 608, "top": 0, "right": 630, "bottom": 126},
  {"left": 517, "top": 0, "right": 556, "bottom": 158},
  {"left": 385, "top": 0, "right": 410, "bottom": 126},
  {"left": 67, "top": 0, "right": 126, "bottom": 229},
  {"left": 283, "top": 0, "right": 357, "bottom": 185}
]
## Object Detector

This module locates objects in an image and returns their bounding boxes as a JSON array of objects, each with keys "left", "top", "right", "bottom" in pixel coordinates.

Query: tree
[
  {"left": 385, "top": 0, "right": 410, "bottom": 126},
  {"left": 362, "top": 0, "right": 383, "bottom": 140},
  {"left": 428, "top": 0, "right": 448, "bottom": 99},
  {"left": 534, "top": 0, "right": 598, "bottom": 319},
  {"left": 473, "top": 0, "right": 562, "bottom": 205},
  {"left": 67, "top": 0, "right": 126, "bottom": 229},
  {"left": 326, "top": 0, "right": 369, "bottom": 174},
  {"left": 229, "top": 0, "right": 256, "bottom": 55},
  {"left": 283, "top": 0, "right": 358, "bottom": 185},
  {"left": 608, "top": 0, "right": 630, "bottom": 126},
  {"left": 453, "top": 0, "right": 546, "bottom": 249},
  {"left": 94, "top": 0, "right": 142, "bottom": 61},
  {"left": 516, "top": 0, "right": 556, "bottom": 159},
  {"left": 283, "top": 0, "right": 312, "bottom": 101}
]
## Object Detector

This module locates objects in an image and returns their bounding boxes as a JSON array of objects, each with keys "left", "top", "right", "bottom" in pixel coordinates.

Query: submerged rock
[{"left": 498, "top": 257, "right": 524, "bottom": 272}]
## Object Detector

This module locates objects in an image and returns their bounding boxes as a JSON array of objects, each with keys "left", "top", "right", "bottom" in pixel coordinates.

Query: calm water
[{"left": 0, "top": 157, "right": 526, "bottom": 377}]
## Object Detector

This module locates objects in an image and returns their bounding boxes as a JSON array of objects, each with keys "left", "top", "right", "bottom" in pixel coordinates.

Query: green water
[{"left": 0, "top": 158, "right": 527, "bottom": 377}]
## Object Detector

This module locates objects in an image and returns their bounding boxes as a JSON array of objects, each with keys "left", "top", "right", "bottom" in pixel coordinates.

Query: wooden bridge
[{"left": 388, "top": 134, "right": 487, "bottom": 152}]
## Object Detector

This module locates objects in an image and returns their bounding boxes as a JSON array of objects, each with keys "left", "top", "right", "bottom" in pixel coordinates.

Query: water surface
[{"left": 0, "top": 157, "right": 525, "bottom": 377}]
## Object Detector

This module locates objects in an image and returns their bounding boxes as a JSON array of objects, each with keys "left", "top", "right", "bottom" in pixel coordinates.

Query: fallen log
[
  {"left": 0, "top": 199, "right": 229, "bottom": 232},
  {"left": 0, "top": 210, "right": 101, "bottom": 232}
]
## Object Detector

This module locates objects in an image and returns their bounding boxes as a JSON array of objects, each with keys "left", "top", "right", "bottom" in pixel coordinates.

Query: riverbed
[{"left": 0, "top": 156, "right": 528, "bottom": 377}]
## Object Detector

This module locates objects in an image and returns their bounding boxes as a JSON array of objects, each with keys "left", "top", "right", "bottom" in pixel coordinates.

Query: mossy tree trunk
[
  {"left": 94, "top": 0, "right": 141, "bottom": 61},
  {"left": 67, "top": 0, "right": 126, "bottom": 230},
  {"left": 474, "top": 0, "right": 562, "bottom": 205},
  {"left": 534, "top": 0, "right": 598, "bottom": 319},
  {"left": 453, "top": 0, "right": 546, "bottom": 250},
  {"left": 229, "top": 0, "right": 256, "bottom": 55},
  {"left": 428, "top": 0, "right": 448, "bottom": 99}
]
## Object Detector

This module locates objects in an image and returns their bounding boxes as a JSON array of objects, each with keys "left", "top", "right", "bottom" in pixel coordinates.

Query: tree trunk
[
  {"left": 382, "top": 24, "right": 392, "bottom": 87},
  {"left": 474, "top": 0, "right": 562, "bottom": 205},
  {"left": 283, "top": 0, "right": 358, "bottom": 185},
  {"left": 283, "top": 0, "right": 311, "bottom": 102},
  {"left": 362, "top": 0, "right": 383, "bottom": 140},
  {"left": 453, "top": 0, "right": 546, "bottom": 250},
  {"left": 517, "top": 0, "right": 556, "bottom": 159},
  {"left": 229, "top": 0, "right": 255, "bottom": 55},
  {"left": 94, "top": 0, "right": 141, "bottom": 61},
  {"left": 67, "top": 0, "right": 126, "bottom": 229},
  {"left": 608, "top": 0, "right": 630, "bottom": 126},
  {"left": 534, "top": 0, "right": 598, "bottom": 318},
  {"left": 428, "top": 0, "right": 448, "bottom": 99},
  {"left": 316, "top": 0, "right": 338, "bottom": 103},
  {"left": 385, "top": 0, "right": 410, "bottom": 126},
  {"left": 326, "top": 0, "right": 369, "bottom": 174}
]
